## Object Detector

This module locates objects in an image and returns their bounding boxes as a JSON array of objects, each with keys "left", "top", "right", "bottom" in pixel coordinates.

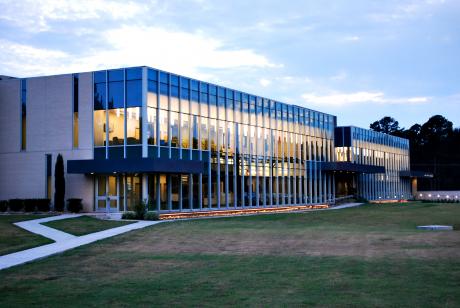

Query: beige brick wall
[
  {"left": 0, "top": 79, "right": 20, "bottom": 153},
  {"left": 0, "top": 74, "right": 94, "bottom": 211}
]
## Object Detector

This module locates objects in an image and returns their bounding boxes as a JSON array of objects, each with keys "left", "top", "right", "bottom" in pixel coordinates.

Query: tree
[
  {"left": 369, "top": 116, "right": 402, "bottom": 135},
  {"left": 369, "top": 115, "right": 459, "bottom": 190},
  {"left": 54, "top": 154, "right": 65, "bottom": 211},
  {"left": 419, "top": 115, "right": 453, "bottom": 146}
]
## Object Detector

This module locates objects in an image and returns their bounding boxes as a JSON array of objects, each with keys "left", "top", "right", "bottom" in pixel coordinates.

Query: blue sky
[{"left": 0, "top": 0, "right": 459, "bottom": 128}]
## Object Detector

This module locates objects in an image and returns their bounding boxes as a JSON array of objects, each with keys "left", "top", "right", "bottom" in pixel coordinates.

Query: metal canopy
[
  {"left": 320, "top": 162, "right": 385, "bottom": 174},
  {"left": 399, "top": 170, "right": 434, "bottom": 178},
  {"left": 67, "top": 157, "right": 205, "bottom": 174}
]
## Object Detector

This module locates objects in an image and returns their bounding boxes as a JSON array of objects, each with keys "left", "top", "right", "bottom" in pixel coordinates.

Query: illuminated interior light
[{"left": 428, "top": 194, "right": 432, "bottom": 197}]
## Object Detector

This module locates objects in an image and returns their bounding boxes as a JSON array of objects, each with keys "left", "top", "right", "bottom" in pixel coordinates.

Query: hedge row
[
  {"left": 0, "top": 199, "right": 51, "bottom": 212},
  {"left": 0, "top": 198, "right": 85, "bottom": 213}
]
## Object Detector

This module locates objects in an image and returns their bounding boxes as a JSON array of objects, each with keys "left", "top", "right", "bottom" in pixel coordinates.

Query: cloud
[
  {"left": 0, "top": 26, "right": 280, "bottom": 78},
  {"left": 329, "top": 71, "right": 347, "bottom": 81},
  {"left": 368, "top": 0, "right": 447, "bottom": 23},
  {"left": 0, "top": 39, "right": 68, "bottom": 76},
  {"left": 342, "top": 36, "right": 360, "bottom": 42},
  {"left": 0, "top": 0, "right": 146, "bottom": 31},
  {"left": 259, "top": 78, "right": 271, "bottom": 87},
  {"left": 301, "top": 91, "right": 430, "bottom": 107}
]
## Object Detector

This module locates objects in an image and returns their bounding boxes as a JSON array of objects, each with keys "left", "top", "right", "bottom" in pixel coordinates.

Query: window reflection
[
  {"left": 191, "top": 115, "right": 199, "bottom": 149},
  {"left": 171, "top": 112, "right": 179, "bottom": 148},
  {"left": 94, "top": 83, "right": 106, "bottom": 110},
  {"left": 147, "top": 107, "right": 156, "bottom": 145},
  {"left": 108, "top": 81, "right": 123, "bottom": 109},
  {"left": 201, "top": 116, "right": 208, "bottom": 150},
  {"left": 181, "top": 114, "right": 190, "bottom": 148},
  {"left": 159, "top": 109, "right": 168, "bottom": 146}
]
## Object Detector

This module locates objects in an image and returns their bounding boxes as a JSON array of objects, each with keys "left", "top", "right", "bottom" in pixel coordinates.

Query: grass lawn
[
  {"left": 42, "top": 216, "right": 135, "bottom": 236},
  {"left": 1, "top": 202, "right": 460, "bottom": 306},
  {"left": 0, "top": 215, "right": 54, "bottom": 256}
]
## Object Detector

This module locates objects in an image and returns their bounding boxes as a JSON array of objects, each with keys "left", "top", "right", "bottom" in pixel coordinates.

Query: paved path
[
  {"left": 14, "top": 214, "right": 83, "bottom": 242},
  {"left": 327, "top": 203, "right": 363, "bottom": 210},
  {"left": 0, "top": 215, "right": 161, "bottom": 271}
]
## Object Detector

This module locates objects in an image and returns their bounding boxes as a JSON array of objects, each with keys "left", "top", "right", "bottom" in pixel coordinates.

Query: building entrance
[{"left": 95, "top": 175, "right": 121, "bottom": 212}]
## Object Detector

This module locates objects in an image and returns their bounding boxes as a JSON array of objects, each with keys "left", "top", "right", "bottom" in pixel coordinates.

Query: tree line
[{"left": 370, "top": 115, "right": 460, "bottom": 190}]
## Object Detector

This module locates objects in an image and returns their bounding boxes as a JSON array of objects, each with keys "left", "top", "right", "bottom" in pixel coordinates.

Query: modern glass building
[
  {"left": 335, "top": 126, "right": 411, "bottom": 201},
  {"left": 0, "top": 66, "right": 419, "bottom": 213}
]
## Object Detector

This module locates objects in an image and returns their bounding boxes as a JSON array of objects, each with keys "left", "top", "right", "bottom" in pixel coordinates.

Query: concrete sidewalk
[
  {"left": 327, "top": 203, "right": 364, "bottom": 210},
  {"left": 1, "top": 215, "right": 161, "bottom": 271},
  {"left": 14, "top": 214, "right": 82, "bottom": 242}
]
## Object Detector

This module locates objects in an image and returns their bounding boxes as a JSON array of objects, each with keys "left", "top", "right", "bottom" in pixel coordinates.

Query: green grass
[
  {"left": 1, "top": 202, "right": 459, "bottom": 307},
  {"left": 0, "top": 215, "right": 54, "bottom": 256},
  {"left": 42, "top": 216, "right": 135, "bottom": 236}
]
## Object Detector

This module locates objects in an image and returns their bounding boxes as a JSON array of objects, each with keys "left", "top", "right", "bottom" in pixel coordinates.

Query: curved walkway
[{"left": 0, "top": 215, "right": 161, "bottom": 271}]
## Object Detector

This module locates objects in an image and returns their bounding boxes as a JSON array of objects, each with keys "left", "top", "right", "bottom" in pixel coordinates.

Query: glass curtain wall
[{"left": 95, "top": 66, "right": 339, "bottom": 212}]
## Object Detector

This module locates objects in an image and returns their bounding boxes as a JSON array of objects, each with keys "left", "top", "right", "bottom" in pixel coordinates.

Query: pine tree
[{"left": 54, "top": 154, "right": 65, "bottom": 211}]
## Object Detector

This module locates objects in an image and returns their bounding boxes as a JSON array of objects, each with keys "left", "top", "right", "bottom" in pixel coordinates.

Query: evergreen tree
[{"left": 54, "top": 154, "right": 65, "bottom": 211}]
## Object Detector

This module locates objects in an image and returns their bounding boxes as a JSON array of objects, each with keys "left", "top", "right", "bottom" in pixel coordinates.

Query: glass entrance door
[{"left": 96, "top": 175, "right": 119, "bottom": 212}]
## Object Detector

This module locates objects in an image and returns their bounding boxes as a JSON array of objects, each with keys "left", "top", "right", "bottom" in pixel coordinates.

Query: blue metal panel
[{"left": 67, "top": 157, "right": 206, "bottom": 174}]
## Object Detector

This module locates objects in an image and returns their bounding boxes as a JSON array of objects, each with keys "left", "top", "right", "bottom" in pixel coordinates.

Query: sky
[{"left": 0, "top": 0, "right": 459, "bottom": 129}]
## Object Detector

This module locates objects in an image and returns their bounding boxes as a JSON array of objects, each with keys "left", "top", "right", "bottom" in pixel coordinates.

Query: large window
[
  {"left": 181, "top": 113, "right": 190, "bottom": 148},
  {"left": 171, "top": 112, "right": 179, "bottom": 148},
  {"left": 108, "top": 109, "right": 124, "bottom": 145},
  {"left": 201, "top": 117, "right": 208, "bottom": 150},
  {"left": 147, "top": 108, "right": 157, "bottom": 145},
  {"left": 191, "top": 115, "right": 199, "bottom": 149},
  {"left": 159, "top": 109, "right": 168, "bottom": 146},
  {"left": 126, "top": 107, "right": 141, "bottom": 144},
  {"left": 94, "top": 110, "right": 106, "bottom": 146}
]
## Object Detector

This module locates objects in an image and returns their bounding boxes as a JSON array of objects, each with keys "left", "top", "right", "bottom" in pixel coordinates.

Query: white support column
[{"left": 142, "top": 174, "right": 148, "bottom": 203}]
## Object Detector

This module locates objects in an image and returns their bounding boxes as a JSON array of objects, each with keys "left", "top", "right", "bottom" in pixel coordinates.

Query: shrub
[
  {"left": 144, "top": 211, "right": 160, "bottom": 221},
  {"left": 0, "top": 200, "right": 7, "bottom": 212},
  {"left": 54, "top": 154, "right": 65, "bottom": 211},
  {"left": 24, "top": 199, "right": 36, "bottom": 212},
  {"left": 36, "top": 199, "right": 51, "bottom": 212},
  {"left": 67, "top": 198, "right": 83, "bottom": 213},
  {"left": 133, "top": 200, "right": 147, "bottom": 219},
  {"left": 8, "top": 199, "right": 23, "bottom": 212},
  {"left": 122, "top": 211, "right": 137, "bottom": 220}
]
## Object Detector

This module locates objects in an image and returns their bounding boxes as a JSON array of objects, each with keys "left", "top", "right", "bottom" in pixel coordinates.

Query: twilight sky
[{"left": 0, "top": 0, "right": 459, "bottom": 128}]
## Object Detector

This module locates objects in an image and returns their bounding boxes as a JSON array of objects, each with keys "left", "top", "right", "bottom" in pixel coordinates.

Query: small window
[
  {"left": 126, "top": 67, "right": 142, "bottom": 80},
  {"left": 170, "top": 74, "right": 179, "bottom": 86},
  {"left": 209, "top": 85, "right": 217, "bottom": 95},
  {"left": 148, "top": 68, "right": 158, "bottom": 81},
  {"left": 180, "top": 77, "right": 189, "bottom": 89},
  {"left": 94, "top": 83, "right": 106, "bottom": 110},
  {"left": 200, "top": 82, "right": 208, "bottom": 93},
  {"left": 160, "top": 72, "right": 169, "bottom": 84},
  {"left": 108, "top": 81, "right": 124, "bottom": 109},
  {"left": 148, "top": 80, "right": 158, "bottom": 92},
  {"left": 108, "top": 69, "right": 124, "bottom": 82},
  {"left": 94, "top": 71, "right": 106, "bottom": 83},
  {"left": 126, "top": 80, "right": 142, "bottom": 107},
  {"left": 190, "top": 80, "right": 199, "bottom": 91}
]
